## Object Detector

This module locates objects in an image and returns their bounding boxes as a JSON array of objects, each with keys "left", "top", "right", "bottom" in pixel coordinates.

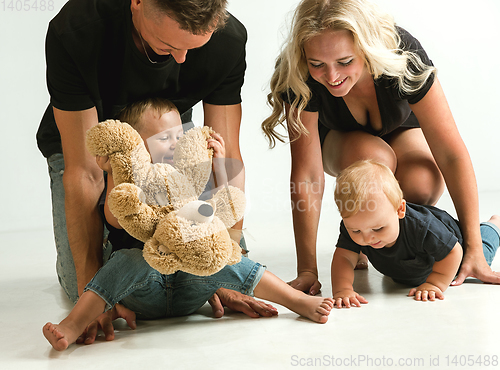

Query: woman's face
[{"left": 303, "top": 29, "right": 368, "bottom": 97}]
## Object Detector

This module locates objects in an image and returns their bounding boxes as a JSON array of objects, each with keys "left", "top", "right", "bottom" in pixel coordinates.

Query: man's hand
[
  {"left": 76, "top": 304, "right": 136, "bottom": 345},
  {"left": 208, "top": 288, "right": 278, "bottom": 318},
  {"left": 452, "top": 249, "right": 500, "bottom": 286},
  {"left": 408, "top": 283, "right": 444, "bottom": 301},
  {"left": 333, "top": 290, "right": 368, "bottom": 308},
  {"left": 288, "top": 271, "right": 322, "bottom": 296}
]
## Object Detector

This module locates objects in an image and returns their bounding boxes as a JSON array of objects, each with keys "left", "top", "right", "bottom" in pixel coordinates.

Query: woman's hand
[
  {"left": 452, "top": 248, "right": 500, "bottom": 286},
  {"left": 288, "top": 271, "right": 322, "bottom": 296}
]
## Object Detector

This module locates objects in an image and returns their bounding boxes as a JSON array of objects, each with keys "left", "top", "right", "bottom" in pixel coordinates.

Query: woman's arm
[
  {"left": 287, "top": 104, "right": 325, "bottom": 295},
  {"left": 410, "top": 78, "right": 500, "bottom": 285}
]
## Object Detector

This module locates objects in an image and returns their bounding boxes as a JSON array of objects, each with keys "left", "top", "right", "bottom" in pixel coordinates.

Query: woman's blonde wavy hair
[{"left": 261, "top": 0, "right": 436, "bottom": 148}]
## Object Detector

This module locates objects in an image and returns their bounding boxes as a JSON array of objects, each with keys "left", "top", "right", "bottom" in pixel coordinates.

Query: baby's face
[
  {"left": 141, "top": 110, "right": 183, "bottom": 165},
  {"left": 342, "top": 192, "right": 405, "bottom": 249}
]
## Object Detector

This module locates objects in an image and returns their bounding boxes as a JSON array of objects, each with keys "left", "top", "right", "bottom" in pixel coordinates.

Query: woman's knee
[
  {"left": 396, "top": 159, "right": 445, "bottom": 205},
  {"left": 322, "top": 131, "right": 396, "bottom": 176}
]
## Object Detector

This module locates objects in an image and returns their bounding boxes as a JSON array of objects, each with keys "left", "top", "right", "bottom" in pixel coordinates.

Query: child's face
[
  {"left": 342, "top": 192, "right": 406, "bottom": 249},
  {"left": 140, "top": 110, "right": 183, "bottom": 165}
]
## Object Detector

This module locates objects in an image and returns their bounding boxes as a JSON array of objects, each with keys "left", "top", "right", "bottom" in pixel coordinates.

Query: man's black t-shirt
[
  {"left": 336, "top": 203, "right": 463, "bottom": 286},
  {"left": 37, "top": 0, "right": 247, "bottom": 158}
]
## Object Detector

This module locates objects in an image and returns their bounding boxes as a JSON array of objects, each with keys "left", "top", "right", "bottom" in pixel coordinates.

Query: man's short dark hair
[{"left": 150, "top": 0, "right": 229, "bottom": 34}]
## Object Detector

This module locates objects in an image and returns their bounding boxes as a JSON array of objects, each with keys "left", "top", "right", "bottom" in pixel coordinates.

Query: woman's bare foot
[
  {"left": 355, "top": 252, "right": 368, "bottom": 270},
  {"left": 43, "top": 321, "right": 81, "bottom": 351},
  {"left": 293, "top": 296, "right": 334, "bottom": 324}
]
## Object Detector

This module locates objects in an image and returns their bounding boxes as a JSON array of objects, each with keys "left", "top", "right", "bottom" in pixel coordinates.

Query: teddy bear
[{"left": 85, "top": 120, "right": 245, "bottom": 276}]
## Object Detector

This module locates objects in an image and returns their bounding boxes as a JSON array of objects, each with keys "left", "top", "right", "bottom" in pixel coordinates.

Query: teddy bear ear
[{"left": 211, "top": 185, "right": 246, "bottom": 228}]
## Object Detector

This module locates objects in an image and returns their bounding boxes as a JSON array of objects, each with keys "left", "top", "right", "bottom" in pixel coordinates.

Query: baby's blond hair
[{"left": 334, "top": 159, "right": 403, "bottom": 218}]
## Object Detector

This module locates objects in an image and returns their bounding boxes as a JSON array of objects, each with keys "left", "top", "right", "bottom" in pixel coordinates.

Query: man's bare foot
[
  {"left": 355, "top": 252, "right": 368, "bottom": 270},
  {"left": 293, "top": 296, "right": 334, "bottom": 324},
  {"left": 43, "top": 321, "right": 81, "bottom": 351}
]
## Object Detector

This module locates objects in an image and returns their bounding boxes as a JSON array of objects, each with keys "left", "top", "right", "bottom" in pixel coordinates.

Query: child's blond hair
[
  {"left": 334, "top": 159, "right": 403, "bottom": 218},
  {"left": 117, "top": 97, "right": 179, "bottom": 133}
]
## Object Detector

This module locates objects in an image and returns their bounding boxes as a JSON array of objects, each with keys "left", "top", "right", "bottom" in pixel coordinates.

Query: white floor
[{"left": 1, "top": 190, "right": 500, "bottom": 370}]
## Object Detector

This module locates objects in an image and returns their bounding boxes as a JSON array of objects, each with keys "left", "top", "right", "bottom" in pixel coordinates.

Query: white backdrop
[{"left": 1, "top": 0, "right": 499, "bottom": 234}]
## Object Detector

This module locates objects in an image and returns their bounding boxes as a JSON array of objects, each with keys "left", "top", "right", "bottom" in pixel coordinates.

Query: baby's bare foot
[
  {"left": 487, "top": 215, "right": 500, "bottom": 228},
  {"left": 43, "top": 322, "right": 80, "bottom": 351},
  {"left": 295, "top": 296, "right": 334, "bottom": 324}
]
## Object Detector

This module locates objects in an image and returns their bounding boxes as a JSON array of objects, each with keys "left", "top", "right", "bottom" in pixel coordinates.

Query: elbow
[{"left": 62, "top": 164, "right": 104, "bottom": 193}]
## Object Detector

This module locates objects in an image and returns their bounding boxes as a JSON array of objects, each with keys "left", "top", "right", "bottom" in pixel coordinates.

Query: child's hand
[
  {"left": 96, "top": 155, "right": 112, "bottom": 173},
  {"left": 333, "top": 290, "right": 368, "bottom": 308},
  {"left": 207, "top": 132, "right": 225, "bottom": 158},
  {"left": 408, "top": 283, "right": 444, "bottom": 301}
]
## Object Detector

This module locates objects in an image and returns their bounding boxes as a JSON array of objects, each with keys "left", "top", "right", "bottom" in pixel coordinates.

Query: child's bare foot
[
  {"left": 294, "top": 296, "right": 334, "bottom": 324},
  {"left": 43, "top": 321, "right": 81, "bottom": 351},
  {"left": 487, "top": 215, "right": 500, "bottom": 228},
  {"left": 355, "top": 252, "right": 368, "bottom": 270}
]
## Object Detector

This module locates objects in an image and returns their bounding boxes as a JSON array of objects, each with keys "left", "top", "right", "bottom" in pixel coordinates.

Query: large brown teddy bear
[{"left": 86, "top": 120, "right": 245, "bottom": 276}]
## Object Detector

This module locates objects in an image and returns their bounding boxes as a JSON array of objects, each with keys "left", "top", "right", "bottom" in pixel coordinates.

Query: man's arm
[{"left": 53, "top": 106, "right": 105, "bottom": 296}]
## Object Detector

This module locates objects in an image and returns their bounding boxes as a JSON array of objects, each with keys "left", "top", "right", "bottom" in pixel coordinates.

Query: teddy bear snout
[{"left": 176, "top": 200, "right": 215, "bottom": 224}]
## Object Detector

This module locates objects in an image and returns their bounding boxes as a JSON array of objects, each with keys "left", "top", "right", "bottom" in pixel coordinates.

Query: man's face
[{"left": 131, "top": 0, "right": 213, "bottom": 63}]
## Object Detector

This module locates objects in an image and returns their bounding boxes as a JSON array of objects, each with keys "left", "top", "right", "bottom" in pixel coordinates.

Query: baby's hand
[
  {"left": 333, "top": 290, "right": 368, "bottom": 308},
  {"left": 207, "top": 132, "right": 225, "bottom": 159},
  {"left": 96, "top": 156, "right": 112, "bottom": 173},
  {"left": 408, "top": 283, "right": 444, "bottom": 301}
]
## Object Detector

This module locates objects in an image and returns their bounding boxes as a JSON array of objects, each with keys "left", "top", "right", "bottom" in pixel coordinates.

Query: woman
[{"left": 262, "top": 0, "right": 500, "bottom": 295}]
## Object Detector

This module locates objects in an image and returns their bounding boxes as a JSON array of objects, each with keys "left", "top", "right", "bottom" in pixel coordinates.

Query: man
[{"left": 37, "top": 0, "right": 275, "bottom": 344}]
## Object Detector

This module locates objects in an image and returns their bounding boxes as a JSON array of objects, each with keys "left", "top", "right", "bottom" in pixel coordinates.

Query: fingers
[
  {"left": 246, "top": 300, "right": 278, "bottom": 318},
  {"left": 410, "top": 289, "right": 444, "bottom": 301},
  {"left": 309, "top": 280, "right": 322, "bottom": 296},
  {"left": 288, "top": 274, "right": 322, "bottom": 295},
  {"left": 114, "top": 304, "right": 137, "bottom": 330},
  {"left": 208, "top": 293, "right": 225, "bottom": 318},
  {"left": 451, "top": 270, "right": 467, "bottom": 286},
  {"left": 333, "top": 295, "right": 366, "bottom": 308},
  {"left": 83, "top": 321, "right": 99, "bottom": 345},
  {"left": 207, "top": 133, "right": 225, "bottom": 157},
  {"left": 100, "top": 317, "right": 115, "bottom": 341},
  {"left": 213, "top": 288, "right": 278, "bottom": 318},
  {"left": 210, "top": 132, "right": 225, "bottom": 146}
]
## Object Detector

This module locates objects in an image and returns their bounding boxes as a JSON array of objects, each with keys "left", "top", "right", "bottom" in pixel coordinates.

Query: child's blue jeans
[
  {"left": 48, "top": 152, "right": 249, "bottom": 305},
  {"left": 84, "top": 248, "right": 266, "bottom": 319},
  {"left": 480, "top": 221, "right": 500, "bottom": 266}
]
